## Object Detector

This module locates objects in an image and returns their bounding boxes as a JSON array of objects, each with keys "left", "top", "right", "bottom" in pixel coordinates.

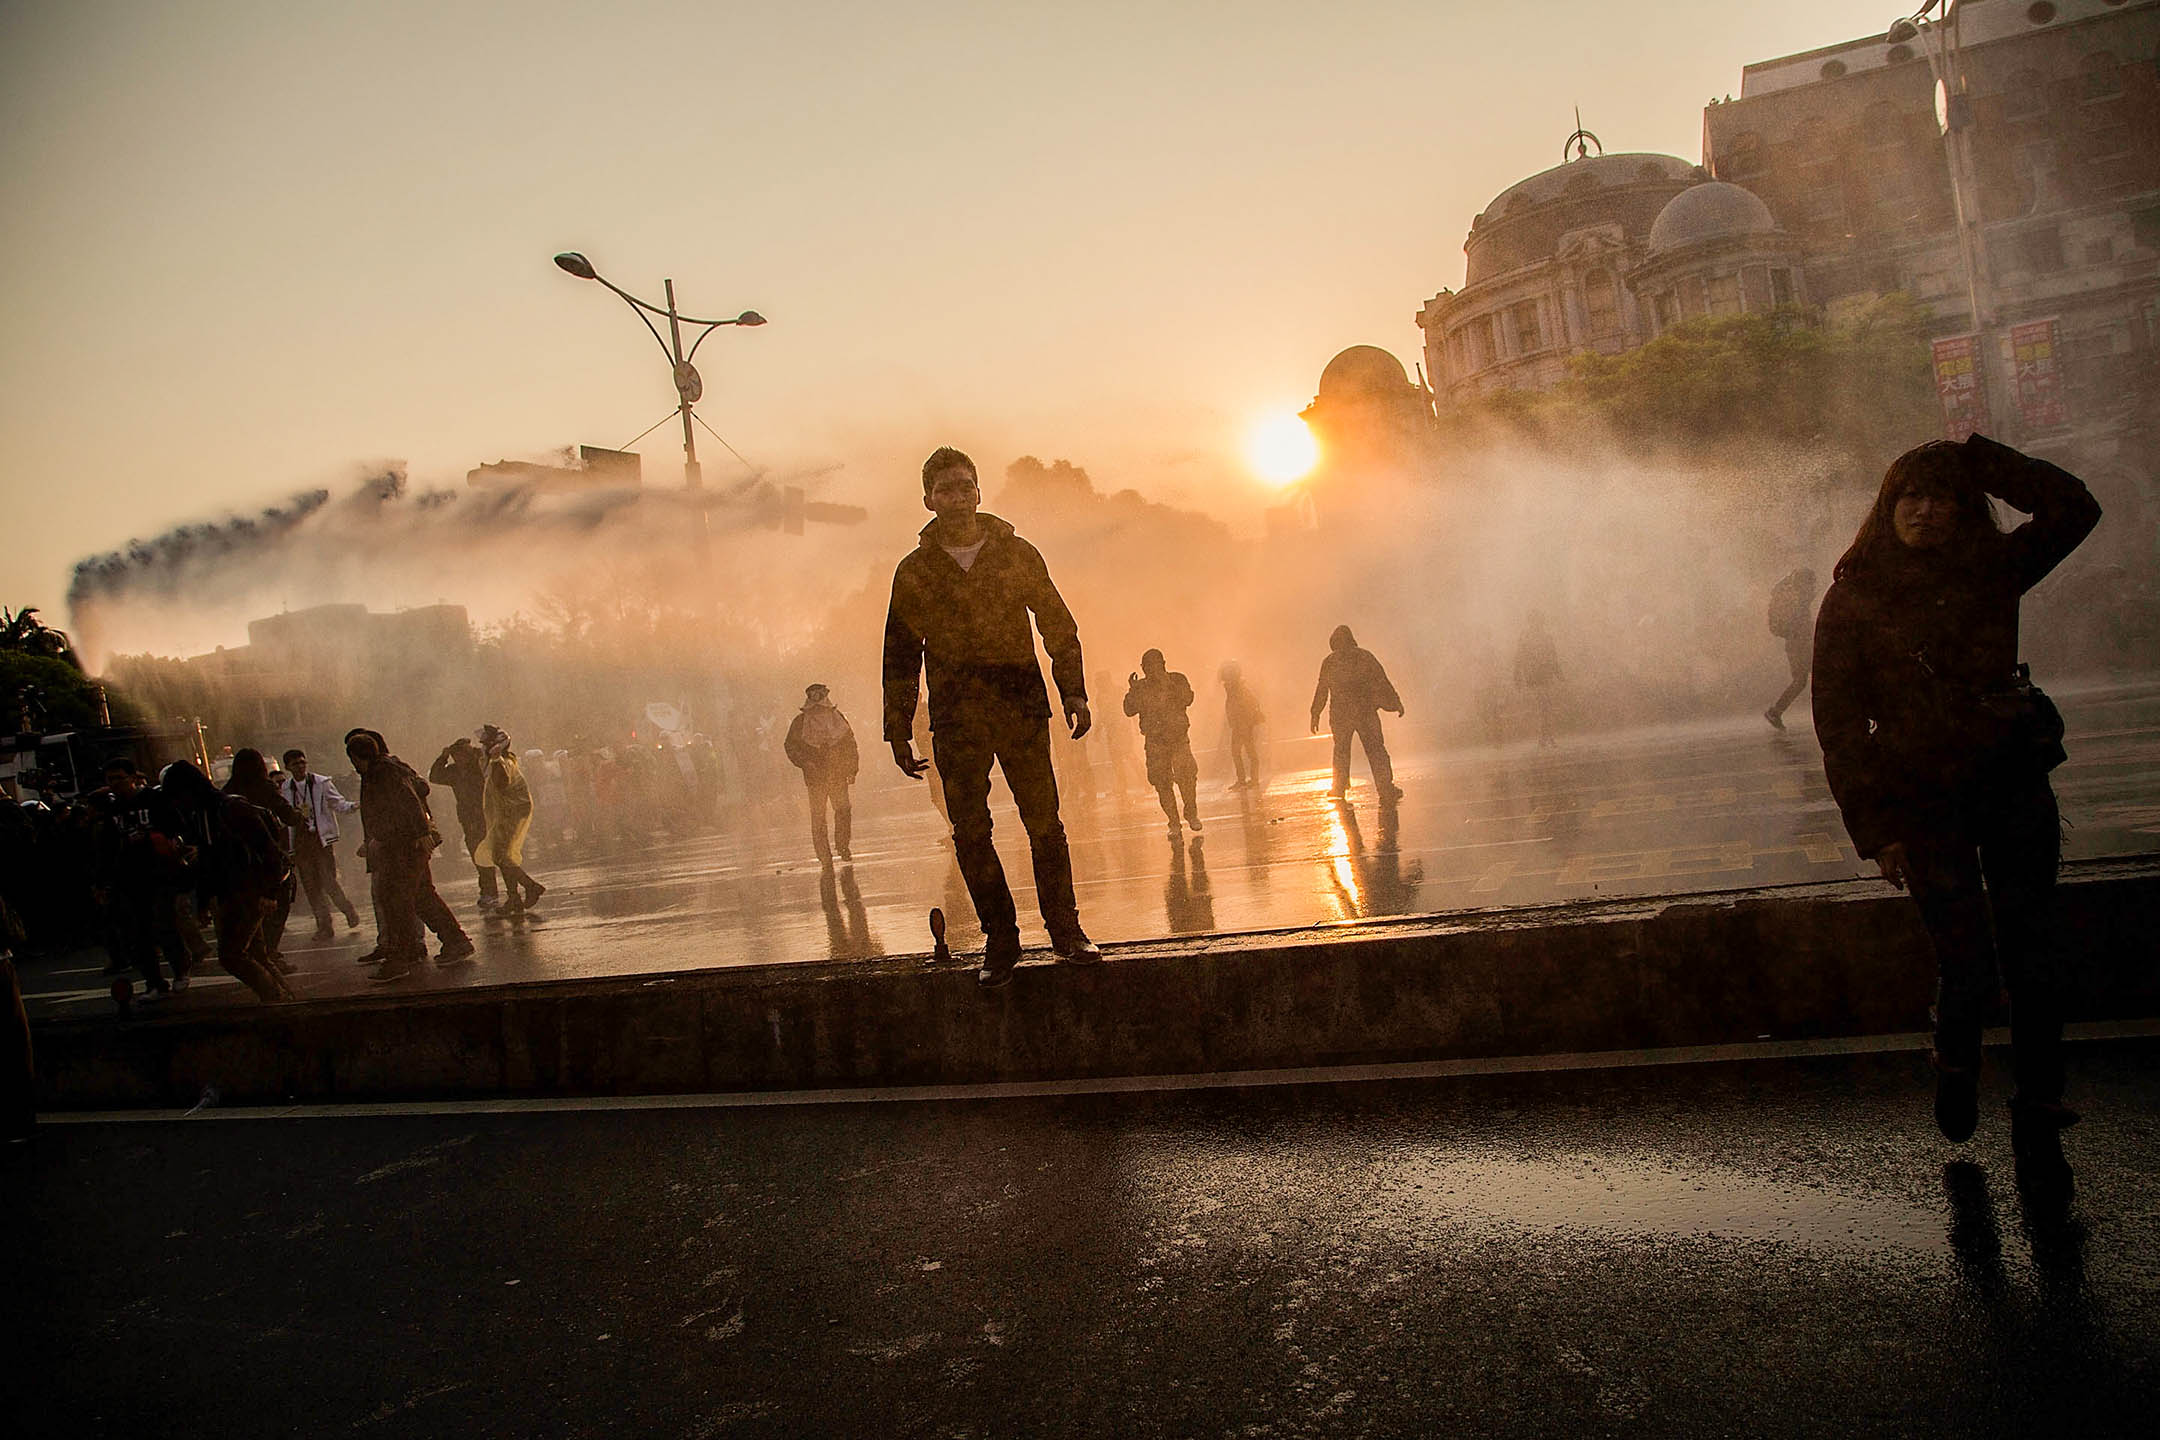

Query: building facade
[{"left": 1701, "top": 0, "right": 2159, "bottom": 545}]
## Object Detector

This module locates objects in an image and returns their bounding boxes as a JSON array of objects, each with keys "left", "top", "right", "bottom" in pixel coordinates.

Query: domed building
[
  {"left": 1416, "top": 145, "right": 1703, "bottom": 405},
  {"left": 1416, "top": 134, "right": 1806, "bottom": 407},
  {"left": 1629, "top": 180, "right": 1806, "bottom": 334},
  {"left": 1299, "top": 345, "right": 1438, "bottom": 472}
]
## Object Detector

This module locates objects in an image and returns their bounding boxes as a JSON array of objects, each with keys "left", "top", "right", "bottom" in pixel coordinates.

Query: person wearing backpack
[
  {"left": 783, "top": 685, "right": 859, "bottom": 866},
  {"left": 1763, "top": 567, "right": 1818, "bottom": 731},
  {"left": 157, "top": 760, "right": 294, "bottom": 1004}
]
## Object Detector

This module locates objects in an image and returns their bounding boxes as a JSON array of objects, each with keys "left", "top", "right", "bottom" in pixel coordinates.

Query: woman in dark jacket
[
  {"left": 223, "top": 748, "right": 301, "bottom": 967},
  {"left": 1812, "top": 433, "right": 2099, "bottom": 1199}
]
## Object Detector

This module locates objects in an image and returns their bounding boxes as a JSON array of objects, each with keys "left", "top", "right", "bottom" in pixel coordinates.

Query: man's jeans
[{"left": 932, "top": 709, "right": 1083, "bottom": 949}]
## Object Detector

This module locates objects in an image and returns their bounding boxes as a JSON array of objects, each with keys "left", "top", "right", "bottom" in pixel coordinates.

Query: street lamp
[
  {"left": 552, "top": 251, "right": 765, "bottom": 501},
  {"left": 1886, "top": 1, "right": 1996, "bottom": 415}
]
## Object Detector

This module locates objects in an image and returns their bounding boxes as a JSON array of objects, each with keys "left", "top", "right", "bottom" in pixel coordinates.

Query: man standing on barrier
[{"left": 883, "top": 446, "right": 1104, "bottom": 988}]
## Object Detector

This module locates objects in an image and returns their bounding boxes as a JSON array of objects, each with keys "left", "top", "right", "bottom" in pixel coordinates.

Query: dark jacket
[
  {"left": 428, "top": 745, "right": 489, "bottom": 836},
  {"left": 1812, "top": 439, "right": 2100, "bottom": 857},
  {"left": 1311, "top": 646, "right": 1401, "bottom": 726},
  {"left": 1124, "top": 671, "right": 1195, "bottom": 748},
  {"left": 784, "top": 709, "right": 861, "bottom": 785},
  {"left": 882, "top": 513, "right": 1085, "bottom": 740},
  {"left": 358, "top": 755, "right": 440, "bottom": 854},
  {"left": 222, "top": 772, "right": 300, "bottom": 847}
]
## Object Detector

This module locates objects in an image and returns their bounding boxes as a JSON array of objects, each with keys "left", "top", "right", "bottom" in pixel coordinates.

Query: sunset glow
[{"left": 1247, "top": 414, "right": 1318, "bottom": 486}]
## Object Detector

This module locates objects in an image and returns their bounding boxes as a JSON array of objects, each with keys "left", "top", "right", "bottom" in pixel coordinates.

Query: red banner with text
[{"left": 2010, "top": 317, "right": 2067, "bottom": 432}]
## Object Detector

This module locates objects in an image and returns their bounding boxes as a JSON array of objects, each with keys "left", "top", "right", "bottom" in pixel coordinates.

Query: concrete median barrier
[{"left": 31, "top": 859, "right": 2160, "bottom": 1109}]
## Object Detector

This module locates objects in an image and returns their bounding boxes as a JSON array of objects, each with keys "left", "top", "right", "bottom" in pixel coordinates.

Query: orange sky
[{"left": 1, "top": 0, "right": 1910, "bottom": 635}]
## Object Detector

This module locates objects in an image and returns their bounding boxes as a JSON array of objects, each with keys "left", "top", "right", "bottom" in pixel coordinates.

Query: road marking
[
  {"left": 1796, "top": 833, "right": 1845, "bottom": 864},
  {"left": 41, "top": 1019, "right": 2160, "bottom": 1124},
  {"left": 1470, "top": 861, "right": 1517, "bottom": 894}
]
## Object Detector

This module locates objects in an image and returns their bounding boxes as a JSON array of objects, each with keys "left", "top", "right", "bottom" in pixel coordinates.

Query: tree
[{"left": 0, "top": 607, "right": 81, "bottom": 668}]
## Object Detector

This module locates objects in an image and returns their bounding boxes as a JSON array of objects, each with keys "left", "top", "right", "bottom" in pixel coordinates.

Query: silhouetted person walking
[
  {"left": 1310, "top": 625, "right": 1403, "bottom": 801},
  {"left": 475, "top": 725, "right": 545, "bottom": 912},
  {"left": 1514, "top": 611, "right": 1562, "bottom": 748},
  {"left": 222, "top": 748, "right": 301, "bottom": 969},
  {"left": 1220, "top": 661, "right": 1266, "bottom": 790},
  {"left": 429, "top": 736, "right": 497, "bottom": 911},
  {"left": 160, "top": 760, "right": 294, "bottom": 1003},
  {"left": 784, "top": 684, "right": 859, "bottom": 865},
  {"left": 1125, "top": 650, "right": 1202, "bottom": 837},
  {"left": 1813, "top": 434, "right": 2099, "bottom": 1206},
  {"left": 1764, "top": 566, "right": 1818, "bottom": 730},
  {"left": 884, "top": 445, "right": 1103, "bottom": 987},
  {"left": 349, "top": 729, "right": 472, "bottom": 981}
]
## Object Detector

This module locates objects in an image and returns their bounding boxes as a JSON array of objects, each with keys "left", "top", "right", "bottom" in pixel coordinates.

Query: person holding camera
[{"left": 1812, "top": 434, "right": 2100, "bottom": 1202}]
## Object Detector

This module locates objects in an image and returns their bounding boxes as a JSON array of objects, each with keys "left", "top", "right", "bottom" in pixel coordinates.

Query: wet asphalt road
[
  {"left": 9, "top": 1038, "right": 2159, "bottom": 1439},
  {"left": 20, "top": 680, "right": 2160, "bottom": 1018}
]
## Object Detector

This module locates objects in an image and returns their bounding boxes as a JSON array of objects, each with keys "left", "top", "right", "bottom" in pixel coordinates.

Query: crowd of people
[{"left": 0, "top": 431, "right": 2111, "bottom": 1202}]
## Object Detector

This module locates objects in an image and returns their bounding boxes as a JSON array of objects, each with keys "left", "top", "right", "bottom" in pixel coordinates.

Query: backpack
[{"left": 1768, "top": 573, "right": 1811, "bottom": 640}]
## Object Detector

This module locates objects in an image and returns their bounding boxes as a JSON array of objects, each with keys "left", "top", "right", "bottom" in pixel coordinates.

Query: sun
[{"left": 1246, "top": 413, "right": 1318, "bottom": 486}]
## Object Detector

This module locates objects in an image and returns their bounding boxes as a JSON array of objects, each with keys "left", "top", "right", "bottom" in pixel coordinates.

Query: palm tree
[{"left": 0, "top": 607, "right": 81, "bottom": 669}]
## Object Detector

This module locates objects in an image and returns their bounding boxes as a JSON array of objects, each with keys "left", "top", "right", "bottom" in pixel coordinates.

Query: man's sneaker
[
  {"left": 368, "top": 957, "right": 419, "bottom": 983},
  {"left": 977, "top": 939, "right": 1021, "bottom": 989},
  {"left": 169, "top": 971, "right": 190, "bottom": 994},
  {"left": 1764, "top": 707, "right": 1785, "bottom": 731},
  {"left": 1184, "top": 812, "right": 1203, "bottom": 833},
  {"left": 1050, "top": 934, "right": 1104, "bottom": 966},
  {"left": 312, "top": 926, "right": 337, "bottom": 943},
  {"left": 354, "top": 947, "right": 385, "bottom": 966},
  {"left": 343, "top": 911, "right": 362, "bottom": 930},
  {"left": 477, "top": 895, "right": 501, "bottom": 913},
  {"left": 270, "top": 954, "right": 298, "bottom": 975},
  {"left": 522, "top": 881, "right": 547, "bottom": 906},
  {"left": 1933, "top": 1054, "right": 1980, "bottom": 1143},
  {"left": 435, "top": 936, "right": 477, "bottom": 965}
]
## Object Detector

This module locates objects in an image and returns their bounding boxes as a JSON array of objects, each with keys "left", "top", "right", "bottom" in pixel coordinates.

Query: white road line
[{"left": 39, "top": 1019, "right": 2160, "bottom": 1125}]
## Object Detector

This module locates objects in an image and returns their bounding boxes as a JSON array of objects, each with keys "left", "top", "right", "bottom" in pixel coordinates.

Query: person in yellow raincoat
[{"left": 474, "top": 724, "right": 546, "bottom": 912}]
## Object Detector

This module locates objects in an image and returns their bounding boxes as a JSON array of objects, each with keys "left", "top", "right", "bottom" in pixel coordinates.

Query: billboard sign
[
  {"left": 1931, "top": 333, "right": 1989, "bottom": 441},
  {"left": 2009, "top": 317, "right": 2068, "bottom": 432}
]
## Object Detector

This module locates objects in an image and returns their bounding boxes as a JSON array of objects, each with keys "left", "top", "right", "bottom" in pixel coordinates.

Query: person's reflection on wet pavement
[
  {"left": 1943, "top": 1161, "right": 2007, "bottom": 1299},
  {"left": 1163, "top": 835, "right": 1214, "bottom": 935},
  {"left": 818, "top": 865, "right": 882, "bottom": 960},
  {"left": 1326, "top": 796, "right": 1423, "bottom": 919}
]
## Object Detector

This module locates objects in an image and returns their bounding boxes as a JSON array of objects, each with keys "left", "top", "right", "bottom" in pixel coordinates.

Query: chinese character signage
[
  {"left": 2010, "top": 317, "right": 2068, "bottom": 431},
  {"left": 1931, "top": 333, "right": 1989, "bottom": 441}
]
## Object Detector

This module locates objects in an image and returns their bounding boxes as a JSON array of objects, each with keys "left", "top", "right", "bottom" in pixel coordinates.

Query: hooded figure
[
  {"left": 430, "top": 735, "right": 498, "bottom": 907},
  {"left": 1310, "top": 625, "right": 1404, "bottom": 802},
  {"left": 1124, "top": 649, "right": 1200, "bottom": 835},
  {"left": 346, "top": 727, "right": 471, "bottom": 979},
  {"left": 1513, "top": 611, "right": 1562, "bottom": 748},
  {"left": 784, "top": 684, "right": 860, "bottom": 864},
  {"left": 475, "top": 724, "right": 544, "bottom": 911},
  {"left": 221, "top": 747, "right": 300, "bottom": 966},
  {"left": 158, "top": 759, "right": 293, "bottom": 1003}
]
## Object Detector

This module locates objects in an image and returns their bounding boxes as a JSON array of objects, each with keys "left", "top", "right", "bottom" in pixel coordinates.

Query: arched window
[
  {"left": 2080, "top": 51, "right": 2123, "bottom": 101},
  {"left": 1862, "top": 100, "right": 1904, "bottom": 150},
  {"left": 1582, "top": 269, "right": 1620, "bottom": 335},
  {"left": 2002, "top": 68, "right": 2048, "bottom": 121}
]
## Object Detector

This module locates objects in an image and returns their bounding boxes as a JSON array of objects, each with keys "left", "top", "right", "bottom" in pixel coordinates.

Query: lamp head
[
  {"left": 736, "top": 310, "right": 767, "bottom": 327},
  {"left": 1886, "top": 18, "right": 1919, "bottom": 43},
  {"left": 553, "top": 252, "right": 598, "bottom": 280}
]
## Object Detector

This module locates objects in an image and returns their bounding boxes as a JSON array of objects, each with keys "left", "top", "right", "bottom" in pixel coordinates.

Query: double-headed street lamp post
[{"left": 552, "top": 251, "right": 765, "bottom": 512}]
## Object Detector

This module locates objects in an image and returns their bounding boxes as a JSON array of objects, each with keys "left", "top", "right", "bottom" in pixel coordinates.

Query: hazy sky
[{"left": 2, "top": 0, "right": 1905, "bottom": 625}]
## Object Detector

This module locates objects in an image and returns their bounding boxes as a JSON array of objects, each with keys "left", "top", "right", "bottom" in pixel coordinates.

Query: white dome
[{"left": 1647, "top": 181, "right": 1778, "bottom": 254}]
